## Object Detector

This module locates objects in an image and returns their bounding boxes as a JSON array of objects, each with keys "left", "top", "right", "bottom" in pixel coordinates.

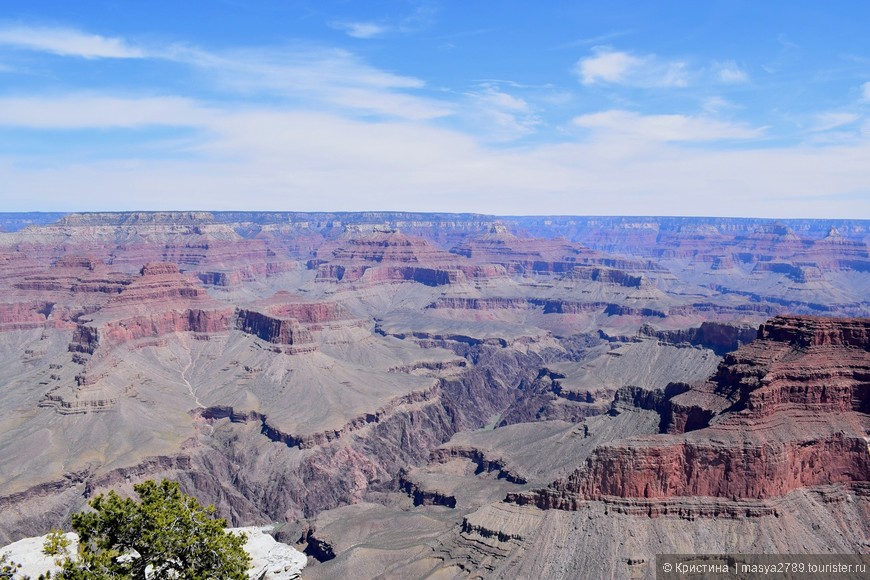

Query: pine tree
[{"left": 59, "top": 479, "right": 249, "bottom": 580}]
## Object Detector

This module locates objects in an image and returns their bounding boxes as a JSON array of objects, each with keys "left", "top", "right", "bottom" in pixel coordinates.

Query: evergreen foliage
[{"left": 59, "top": 479, "right": 250, "bottom": 580}]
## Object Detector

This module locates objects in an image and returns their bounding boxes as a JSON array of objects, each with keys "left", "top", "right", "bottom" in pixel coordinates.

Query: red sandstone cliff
[{"left": 508, "top": 315, "right": 870, "bottom": 514}]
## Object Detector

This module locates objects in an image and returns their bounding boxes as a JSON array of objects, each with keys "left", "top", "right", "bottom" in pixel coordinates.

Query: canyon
[{"left": 0, "top": 212, "right": 868, "bottom": 579}]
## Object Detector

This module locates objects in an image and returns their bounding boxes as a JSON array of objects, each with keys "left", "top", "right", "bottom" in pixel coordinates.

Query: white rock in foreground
[
  {"left": 0, "top": 532, "right": 78, "bottom": 578},
  {"left": 229, "top": 527, "right": 308, "bottom": 580},
  {"left": 1, "top": 526, "right": 306, "bottom": 579}
]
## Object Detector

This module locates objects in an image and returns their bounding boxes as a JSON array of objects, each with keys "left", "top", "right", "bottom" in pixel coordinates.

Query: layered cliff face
[
  {"left": 509, "top": 315, "right": 870, "bottom": 513},
  {"left": 235, "top": 310, "right": 316, "bottom": 351},
  {"left": 308, "top": 228, "right": 476, "bottom": 286},
  {"left": 68, "top": 262, "right": 236, "bottom": 355}
]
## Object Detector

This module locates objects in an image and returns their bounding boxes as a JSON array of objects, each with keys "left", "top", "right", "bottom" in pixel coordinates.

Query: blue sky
[{"left": 1, "top": 1, "right": 869, "bottom": 217}]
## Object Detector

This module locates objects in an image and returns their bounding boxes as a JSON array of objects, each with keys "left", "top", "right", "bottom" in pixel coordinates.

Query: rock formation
[{"left": 508, "top": 315, "right": 870, "bottom": 514}]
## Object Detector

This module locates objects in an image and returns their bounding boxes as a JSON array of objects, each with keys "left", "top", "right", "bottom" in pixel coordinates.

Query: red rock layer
[
  {"left": 310, "top": 229, "right": 475, "bottom": 285},
  {"left": 235, "top": 309, "right": 316, "bottom": 349},
  {"left": 451, "top": 225, "right": 662, "bottom": 280},
  {"left": 69, "top": 262, "right": 235, "bottom": 353},
  {"left": 508, "top": 315, "right": 870, "bottom": 513}
]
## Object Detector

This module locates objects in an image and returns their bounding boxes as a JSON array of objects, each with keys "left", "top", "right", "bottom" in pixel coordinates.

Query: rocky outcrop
[
  {"left": 308, "top": 229, "right": 474, "bottom": 286},
  {"left": 3, "top": 213, "right": 870, "bottom": 564},
  {"left": 235, "top": 310, "right": 316, "bottom": 351},
  {"left": 637, "top": 321, "right": 757, "bottom": 354},
  {"left": 69, "top": 308, "right": 235, "bottom": 354},
  {"left": 429, "top": 447, "right": 528, "bottom": 484},
  {"left": 265, "top": 301, "right": 347, "bottom": 325},
  {"left": 398, "top": 473, "right": 457, "bottom": 508},
  {"left": 0, "top": 301, "right": 56, "bottom": 330},
  {"left": 65, "top": 263, "right": 236, "bottom": 355},
  {"left": 512, "top": 433, "right": 869, "bottom": 509},
  {"left": 603, "top": 304, "right": 666, "bottom": 317},
  {"left": 508, "top": 315, "right": 870, "bottom": 514},
  {"left": 756, "top": 314, "right": 870, "bottom": 348}
]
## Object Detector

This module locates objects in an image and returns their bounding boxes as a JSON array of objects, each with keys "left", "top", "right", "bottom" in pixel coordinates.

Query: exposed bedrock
[
  {"left": 757, "top": 314, "right": 870, "bottom": 348},
  {"left": 174, "top": 345, "right": 553, "bottom": 524},
  {"left": 507, "top": 315, "right": 870, "bottom": 515},
  {"left": 0, "top": 342, "right": 554, "bottom": 541},
  {"left": 428, "top": 297, "right": 610, "bottom": 315},
  {"left": 637, "top": 321, "right": 757, "bottom": 355},
  {"left": 510, "top": 434, "right": 870, "bottom": 510},
  {"left": 429, "top": 447, "right": 528, "bottom": 485},
  {"left": 398, "top": 472, "right": 457, "bottom": 508},
  {"left": 235, "top": 309, "right": 315, "bottom": 348},
  {"left": 314, "top": 263, "right": 460, "bottom": 286},
  {"left": 0, "top": 301, "right": 58, "bottom": 330},
  {"left": 264, "top": 301, "right": 347, "bottom": 324},
  {"left": 68, "top": 307, "right": 235, "bottom": 354}
]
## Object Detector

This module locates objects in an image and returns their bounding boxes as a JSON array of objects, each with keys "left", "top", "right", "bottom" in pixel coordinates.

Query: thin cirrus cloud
[
  {"left": 462, "top": 85, "right": 540, "bottom": 141},
  {"left": 0, "top": 22, "right": 452, "bottom": 122},
  {"left": 174, "top": 46, "right": 452, "bottom": 120},
  {"left": 573, "top": 110, "right": 764, "bottom": 142},
  {"left": 0, "top": 24, "right": 144, "bottom": 58},
  {"left": 811, "top": 112, "right": 860, "bottom": 133},
  {"left": 861, "top": 81, "right": 870, "bottom": 102},
  {"left": 715, "top": 61, "right": 749, "bottom": 84},
  {"left": 329, "top": 21, "right": 389, "bottom": 39},
  {"left": 576, "top": 46, "right": 688, "bottom": 87}
]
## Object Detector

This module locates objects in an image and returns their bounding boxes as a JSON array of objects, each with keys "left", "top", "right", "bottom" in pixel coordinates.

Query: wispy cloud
[
  {"left": 715, "top": 61, "right": 749, "bottom": 84},
  {"left": 0, "top": 95, "right": 215, "bottom": 129},
  {"left": 328, "top": 3, "right": 436, "bottom": 39},
  {"left": 0, "top": 25, "right": 143, "bottom": 58},
  {"left": 862, "top": 81, "right": 870, "bottom": 102},
  {"left": 463, "top": 84, "right": 540, "bottom": 141},
  {"left": 573, "top": 110, "right": 764, "bottom": 142},
  {"left": 175, "top": 45, "right": 450, "bottom": 120},
  {"left": 556, "top": 31, "right": 630, "bottom": 49},
  {"left": 811, "top": 111, "right": 860, "bottom": 132},
  {"left": 330, "top": 21, "right": 389, "bottom": 39},
  {"left": 576, "top": 47, "right": 688, "bottom": 88},
  {"left": 702, "top": 96, "right": 738, "bottom": 114},
  {"left": 0, "top": 24, "right": 447, "bottom": 120}
]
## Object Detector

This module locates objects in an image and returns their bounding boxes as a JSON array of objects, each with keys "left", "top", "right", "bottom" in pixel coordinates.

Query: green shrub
[{"left": 58, "top": 479, "right": 249, "bottom": 580}]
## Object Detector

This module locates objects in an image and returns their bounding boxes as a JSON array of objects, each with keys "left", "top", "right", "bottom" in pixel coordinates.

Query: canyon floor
[{"left": 0, "top": 212, "right": 868, "bottom": 579}]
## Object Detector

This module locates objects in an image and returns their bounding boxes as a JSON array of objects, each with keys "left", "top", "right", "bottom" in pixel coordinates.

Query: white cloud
[
  {"left": 1, "top": 26, "right": 867, "bottom": 218},
  {"left": 862, "top": 81, "right": 870, "bottom": 102},
  {"left": 0, "top": 25, "right": 143, "bottom": 58},
  {"left": 576, "top": 49, "right": 641, "bottom": 84},
  {"left": 0, "top": 24, "right": 446, "bottom": 121},
  {"left": 0, "top": 95, "right": 215, "bottom": 129},
  {"left": 330, "top": 21, "right": 389, "bottom": 39},
  {"left": 811, "top": 112, "right": 860, "bottom": 132},
  {"left": 716, "top": 61, "right": 748, "bottom": 83},
  {"left": 576, "top": 47, "right": 688, "bottom": 88},
  {"left": 164, "top": 45, "right": 451, "bottom": 121},
  {"left": 702, "top": 96, "right": 737, "bottom": 114},
  {"left": 572, "top": 110, "right": 764, "bottom": 142},
  {"left": 463, "top": 85, "right": 539, "bottom": 141},
  {"left": 3, "top": 113, "right": 868, "bottom": 218}
]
